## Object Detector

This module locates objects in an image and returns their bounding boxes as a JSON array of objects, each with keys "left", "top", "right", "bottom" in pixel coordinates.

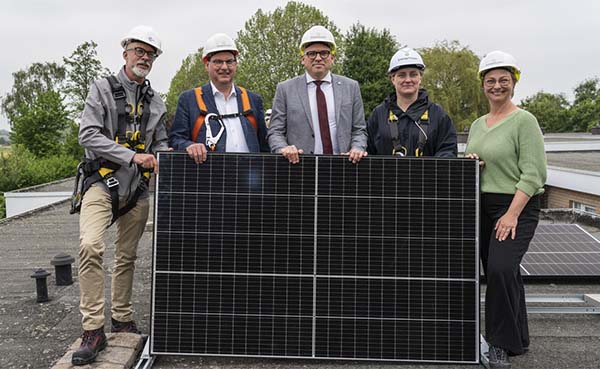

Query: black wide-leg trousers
[{"left": 480, "top": 193, "right": 540, "bottom": 355}]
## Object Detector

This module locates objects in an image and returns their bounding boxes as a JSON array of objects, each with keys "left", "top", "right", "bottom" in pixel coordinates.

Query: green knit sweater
[{"left": 465, "top": 109, "right": 547, "bottom": 197}]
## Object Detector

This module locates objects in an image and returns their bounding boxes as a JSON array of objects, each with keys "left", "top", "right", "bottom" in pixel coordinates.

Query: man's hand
[
  {"left": 281, "top": 145, "right": 304, "bottom": 164},
  {"left": 133, "top": 153, "right": 158, "bottom": 173},
  {"left": 186, "top": 143, "right": 208, "bottom": 164},
  {"left": 343, "top": 148, "right": 368, "bottom": 164}
]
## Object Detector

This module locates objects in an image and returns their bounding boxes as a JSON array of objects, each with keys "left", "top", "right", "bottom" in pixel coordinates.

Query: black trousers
[{"left": 480, "top": 193, "right": 540, "bottom": 355}]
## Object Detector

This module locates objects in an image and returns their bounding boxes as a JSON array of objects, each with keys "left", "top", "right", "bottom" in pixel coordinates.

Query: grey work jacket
[{"left": 78, "top": 67, "right": 168, "bottom": 203}]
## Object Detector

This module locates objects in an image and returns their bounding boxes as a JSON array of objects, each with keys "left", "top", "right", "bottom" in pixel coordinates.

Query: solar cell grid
[
  {"left": 521, "top": 224, "right": 600, "bottom": 278},
  {"left": 152, "top": 153, "right": 479, "bottom": 363}
]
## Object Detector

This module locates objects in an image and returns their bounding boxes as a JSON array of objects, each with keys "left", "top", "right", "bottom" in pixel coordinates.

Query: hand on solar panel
[
  {"left": 280, "top": 145, "right": 304, "bottom": 164},
  {"left": 464, "top": 153, "right": 485, "bottom": 169},
  {"left": 132, "top": 153, "right": 158, "bottom": 173},
  {"left": 343, "top": 148, "right": 368, "bottom": 163},
  {"left": 495, "top": 213, "right": 518, "bottom": 241},
  {"left": 185, "top": 143, "right": 208, "bottom": 164}
]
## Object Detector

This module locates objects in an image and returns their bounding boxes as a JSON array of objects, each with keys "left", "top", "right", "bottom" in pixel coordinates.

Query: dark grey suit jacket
[{"left": 267, "top": 73, "right": 367, "bottom": 154}]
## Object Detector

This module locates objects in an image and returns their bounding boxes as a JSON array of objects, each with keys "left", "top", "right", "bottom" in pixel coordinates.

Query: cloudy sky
[{"left": 1, "top": 0, "right": 599, "bottom": 131}]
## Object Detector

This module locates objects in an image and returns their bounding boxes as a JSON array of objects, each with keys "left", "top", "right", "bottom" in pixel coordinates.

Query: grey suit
[{"left": 267, "top": 73, "right": 367, "bottom": 154}]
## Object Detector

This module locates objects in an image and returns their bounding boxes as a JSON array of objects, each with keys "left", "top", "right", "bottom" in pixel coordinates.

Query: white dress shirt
[
  {"left": 305, "top": 72, "right": 339, "bottom": 154},
  {"left": 210, "top": 81, "right": 250, "bottom": 153}
]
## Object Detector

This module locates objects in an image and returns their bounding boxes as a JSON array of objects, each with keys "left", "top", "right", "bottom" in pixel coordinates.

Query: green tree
[
  {"left": 419, "top": 41, "right": 487, "bottom": 132},
  {"left": 10, "top": 90, "right": 73, "bottom": 157},
  {"left": 1, "top": 62, "right": 65, "bottom": 125},
  {"left": 63, "top": 41, "right": 112, "bottom": 113},
  {"left": 519, "top": 92, "right": 571, "bottom": 132},
  {"left": 235, "top": 1, "right": 341, "bottom": 108},
  {"left": 63, "top": 120, "right": 84, "bottom": 159},
  {"left": 569, "top": 78, "right": 600, "bottom": 131},
  {"left": 165, "top": 50, "right": 207, "bottom": 125},
  {"left": 342, "top": 23, "right": 398, "bottom": 116}
]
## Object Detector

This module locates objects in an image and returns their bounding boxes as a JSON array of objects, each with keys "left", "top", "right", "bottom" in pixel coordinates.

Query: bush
[
  {"left": 0, "top": 145, "right": 78, "bottom": 193},
  {"left": 0, "top": 193, "right": 5, "bottom": 219}
]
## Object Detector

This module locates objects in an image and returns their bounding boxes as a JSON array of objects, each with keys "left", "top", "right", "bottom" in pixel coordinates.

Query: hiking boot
[
  {"left": 71, "top": 327, "right": 107, "bottom": 366},
  {"left": 111, "top": 318, "right": 141, "bottom": 334},
  {"left": 489, "top": 345, "right": 511, "bottom": 369}
]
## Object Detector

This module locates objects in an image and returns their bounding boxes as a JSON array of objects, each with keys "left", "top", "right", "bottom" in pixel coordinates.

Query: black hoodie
[{"left": 366, "top": 89, "right": 457, "bottom": 157}]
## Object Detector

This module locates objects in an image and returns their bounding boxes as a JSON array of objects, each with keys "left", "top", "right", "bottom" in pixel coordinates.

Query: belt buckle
[{"left": 105, "top": 176, "right": 119, "bottom": 189}]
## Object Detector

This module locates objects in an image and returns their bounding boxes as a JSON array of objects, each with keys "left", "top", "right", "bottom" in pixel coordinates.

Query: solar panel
[
  {"left": 521, "top": 224, "right": 600, "bottom": 278},
  {"left": 151, "top": 153, "right": 479, "bottom": 364}
]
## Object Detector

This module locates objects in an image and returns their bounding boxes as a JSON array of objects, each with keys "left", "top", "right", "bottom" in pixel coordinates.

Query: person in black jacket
[{"left": 367, "top": 47, "right": 457, "bottom": 157}]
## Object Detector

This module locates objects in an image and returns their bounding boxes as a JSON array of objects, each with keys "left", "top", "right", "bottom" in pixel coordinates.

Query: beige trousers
[{"left": 78, "top": 185, "right": 149, "bottom": 330}]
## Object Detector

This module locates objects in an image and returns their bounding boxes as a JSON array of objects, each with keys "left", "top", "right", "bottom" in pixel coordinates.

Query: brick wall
[{"left": 543, "top": 186, "right": 600, "bottom": 213}]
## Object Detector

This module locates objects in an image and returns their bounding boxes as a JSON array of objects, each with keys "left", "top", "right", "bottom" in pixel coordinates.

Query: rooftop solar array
[
  {"left": 522, "top": 223, "right": 600, "bottom": 278},
  {"left": 151, "top": 153, "right": 479, "bottom": 364}
]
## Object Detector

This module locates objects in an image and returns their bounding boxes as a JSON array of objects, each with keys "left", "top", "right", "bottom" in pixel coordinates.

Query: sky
[{"left": 1, "top": 0, "right": 599, "bottom": 131}]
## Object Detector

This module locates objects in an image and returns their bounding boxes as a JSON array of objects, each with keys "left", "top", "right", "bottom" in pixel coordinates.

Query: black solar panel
[
  {"left": 522, "top": 224, "right": 600, "bottom": 278},
  {"left": 151, "top": 153, "right": 479, "bottom": 364}
]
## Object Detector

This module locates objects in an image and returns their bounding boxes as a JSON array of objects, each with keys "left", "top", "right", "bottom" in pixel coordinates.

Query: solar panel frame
[{"left": 151, "top": 152, "right": 480, "bottom": 364}]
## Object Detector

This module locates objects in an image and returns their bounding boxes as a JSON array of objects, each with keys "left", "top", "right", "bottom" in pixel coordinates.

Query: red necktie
[{"left": 314, "top": 80, "right": 333, "bottom": 154}]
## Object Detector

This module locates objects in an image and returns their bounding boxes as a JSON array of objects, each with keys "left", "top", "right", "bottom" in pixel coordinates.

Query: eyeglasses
[
  {"left": 305, "top": 50, "right": 331, "bottom": 59},
  {"left": 126, "top": 47, "right": 158, "bottom": 60},
  {"left": 210, "top": 59, "right": 237, "bottom": 67},
  {"left": 484, "top": 78, "right": 512, "bottom": 87}
]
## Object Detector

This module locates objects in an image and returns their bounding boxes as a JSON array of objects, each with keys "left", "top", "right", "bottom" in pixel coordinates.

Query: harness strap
[
  {"left": 191, "top": 88, "right": 208, "bottom": 142},
  {"left": 415, "top": 111, "right": 429, "bottom": 157},
  {"left": 191, "top": 86, "right": 258, "bottom": 143},
  {"left": 388, "top": 109, "right": 430, "bottom": 157},
  {"left": 138, "top": 81, "right": 153, "bottom": 142},
  {"left": 115, "top": 170, "right": 150, "bottom": 219},
  {"left": 107, "top": 76, "right": 153, "bottom": 144},
  {"left": 388, "top": 111, "right": 405, "bottom": 156},
  {"left": 238, "top": 86, "right": 258, "bottom": 132},
  {"left": 106, "top": 76, "right": 129, "bottom": 142}
]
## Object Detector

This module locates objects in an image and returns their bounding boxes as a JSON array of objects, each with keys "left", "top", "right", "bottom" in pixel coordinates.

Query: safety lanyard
[{"left": 204, "top": 113, "right": 225, "bottom": 151}]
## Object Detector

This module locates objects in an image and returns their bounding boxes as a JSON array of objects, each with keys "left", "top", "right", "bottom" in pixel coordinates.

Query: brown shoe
[
  {"left": 71, "top": 327, "right": 107, "bottom": 365},
  {"left": 111, "top": 318, "right": 141, "bottom": 334}
]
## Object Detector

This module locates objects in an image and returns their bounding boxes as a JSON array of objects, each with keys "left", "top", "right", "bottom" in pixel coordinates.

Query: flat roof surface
[
  {"left": 1, "top": 199, "right": 600, "bottom": 369},
  {"left": 543, "top": 133, "right": 600, "bottom": 142},
  {"left": 546, "top": 152, "right": 600, "bottom": 173}
]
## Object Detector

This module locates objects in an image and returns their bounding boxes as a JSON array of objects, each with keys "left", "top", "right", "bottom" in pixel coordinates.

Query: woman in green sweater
[{"left": 465, "top": 51, "right": 546, "bottom": 369}]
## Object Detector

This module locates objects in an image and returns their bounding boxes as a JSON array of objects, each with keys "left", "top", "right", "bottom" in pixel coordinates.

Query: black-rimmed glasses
[
  {"left": 305, "top": 50, "right": 331, "bottom": 59},
  {"left": 126, "top": 47, "right": 158, "bottom": 60}
]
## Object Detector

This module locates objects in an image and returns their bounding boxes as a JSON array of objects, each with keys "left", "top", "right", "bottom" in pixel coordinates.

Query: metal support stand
[
  {"left": 526, "top": 294, "right": 600, "bottom": 314},
  {"left": 480, "top": 294, "right": 600, "bottom": 314},
  {"left": 480, "top": 334, "right": 491, "bottom": 369},
  {"left": 134, "top": 337, "right": 155, "bottom": 369},
  {"left": 479, "top": 294, "right": 600, "bottom": 368}
]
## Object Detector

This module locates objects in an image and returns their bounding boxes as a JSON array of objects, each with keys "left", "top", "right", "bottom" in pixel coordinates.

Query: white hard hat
[
  {"left": 299, "top": 25, "right": 336, "bottom": 53},
  {"left": 388, "top": 47, "right": 425, "bottom": 73},
  {"left": 478, "top": 50, "right": 521, "bottom": 81},
  {"left": 121, "top": 25, "right": 163, "bottom": 56},
  {"left": 202, "top": 33, "right": 238, "bottom": 61}
]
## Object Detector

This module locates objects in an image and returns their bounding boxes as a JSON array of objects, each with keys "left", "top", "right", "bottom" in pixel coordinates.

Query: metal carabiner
[{"left": 204, "top": 113, "right": 225, "bottom": 151}]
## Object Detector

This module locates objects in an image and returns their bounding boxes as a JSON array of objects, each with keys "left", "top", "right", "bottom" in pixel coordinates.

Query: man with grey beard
[{"left": 71, "top": 25, "right": 168, "bottom": 366}]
